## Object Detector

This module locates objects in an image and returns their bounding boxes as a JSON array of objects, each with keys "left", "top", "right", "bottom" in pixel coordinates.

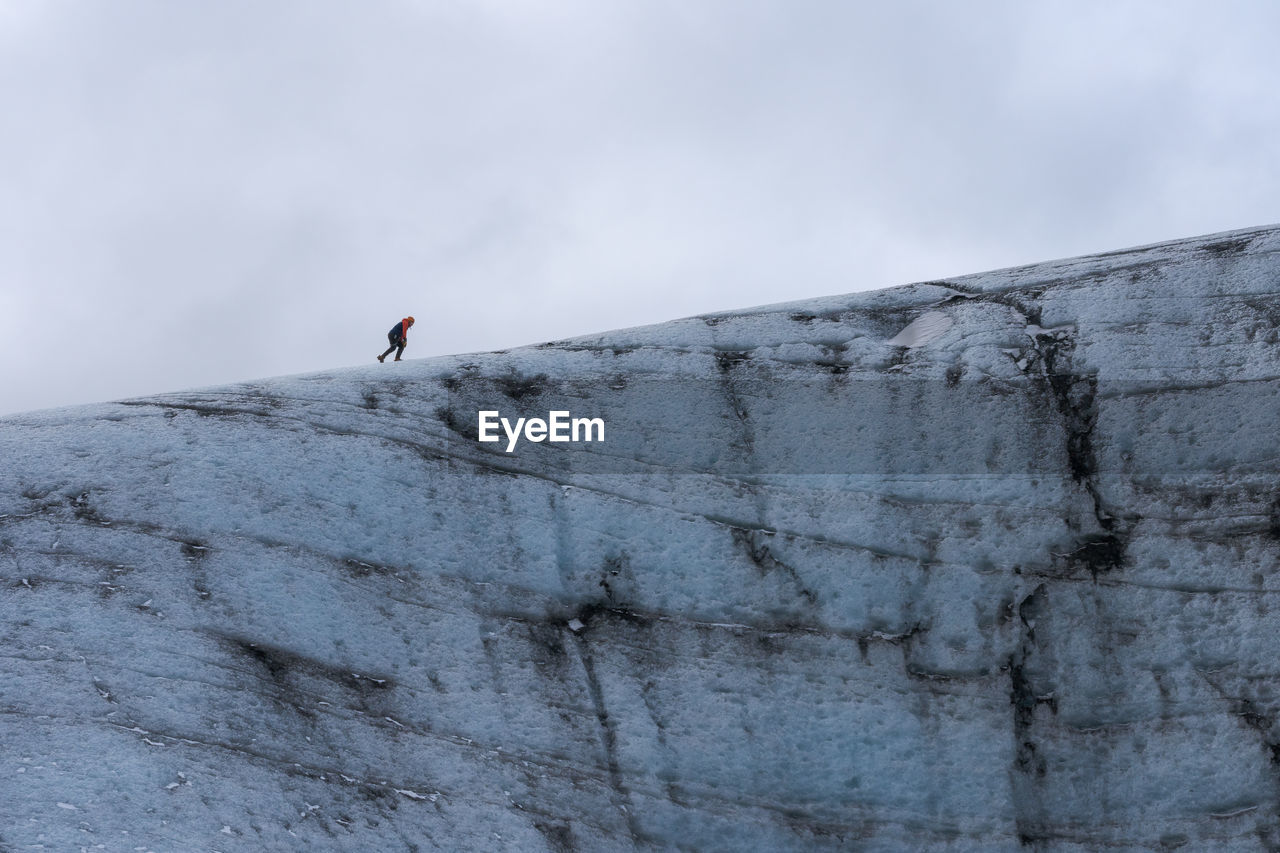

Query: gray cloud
[{"left": 2, "top": 0, "right": 1278, "bottom": 414}]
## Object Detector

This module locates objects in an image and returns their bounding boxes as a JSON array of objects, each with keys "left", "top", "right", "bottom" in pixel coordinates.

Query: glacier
[{"left": 3, "top": 225, "right": 1280, "bottom": 851}]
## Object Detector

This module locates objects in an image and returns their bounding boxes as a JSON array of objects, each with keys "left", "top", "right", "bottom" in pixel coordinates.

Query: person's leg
[
  {"left": 394, "top": 341, "right": 405, "bottom": 361},
  {"left": 379, "top": 333, "right": 398, "bottom": 362}
]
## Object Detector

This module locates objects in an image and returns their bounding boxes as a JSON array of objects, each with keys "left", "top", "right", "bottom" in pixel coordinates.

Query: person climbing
[{"left": 378, "top": 316, "right": 415, "bottom": 362}]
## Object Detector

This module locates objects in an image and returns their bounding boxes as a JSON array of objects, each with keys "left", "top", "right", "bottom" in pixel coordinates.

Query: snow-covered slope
[{"left": 5, "top": 225, "right": 1280, "bottom": 851}]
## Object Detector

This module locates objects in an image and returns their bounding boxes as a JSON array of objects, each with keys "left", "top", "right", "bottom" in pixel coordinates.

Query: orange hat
[{"left": 406, "top": 316, "right": 415, "bottom": 325}]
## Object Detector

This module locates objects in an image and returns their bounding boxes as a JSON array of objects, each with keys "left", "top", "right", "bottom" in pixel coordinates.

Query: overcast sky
[{"left": 2, "top": 0, "right": 1277, "bottom": 415}]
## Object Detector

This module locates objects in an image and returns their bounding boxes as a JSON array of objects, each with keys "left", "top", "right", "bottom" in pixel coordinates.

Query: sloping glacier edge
[{"left": 4, "top": 224, "right": 1280, "bottom": 850}]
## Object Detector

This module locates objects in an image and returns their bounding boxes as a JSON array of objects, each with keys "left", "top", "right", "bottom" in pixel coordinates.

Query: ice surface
[
  {"left": 888, "top": 310, "right": 954, "bottom": 347},
  {"left": 3, "top": 225, "right": 1280, "bottom": 850}
]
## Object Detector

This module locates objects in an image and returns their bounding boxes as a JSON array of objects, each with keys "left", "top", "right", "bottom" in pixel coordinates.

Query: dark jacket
[{"left": 388, "top": 319, "right": 411, "bottom": 343}]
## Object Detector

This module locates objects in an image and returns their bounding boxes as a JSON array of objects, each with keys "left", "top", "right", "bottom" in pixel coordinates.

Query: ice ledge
[{"left": 4, "top": 225, "right": 1280, "bottom": 850}]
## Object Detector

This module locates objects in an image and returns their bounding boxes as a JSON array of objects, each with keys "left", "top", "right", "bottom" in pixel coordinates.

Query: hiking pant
[{"left": 381, "top": 334, "right": 406, "bottom": 361}]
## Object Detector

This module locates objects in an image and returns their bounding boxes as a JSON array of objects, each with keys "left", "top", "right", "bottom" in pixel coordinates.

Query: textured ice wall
[{"left": 3, "top": 225, "right": 1280, "bottom": 851}]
